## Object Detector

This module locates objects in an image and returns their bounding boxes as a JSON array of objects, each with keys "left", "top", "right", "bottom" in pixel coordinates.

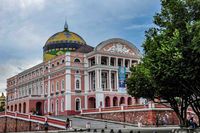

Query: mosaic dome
[{"left": 43, "top": 22, "right": 90, "bottom": 61}]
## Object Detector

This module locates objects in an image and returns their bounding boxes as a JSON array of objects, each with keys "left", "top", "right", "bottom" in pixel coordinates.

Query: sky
[{"left": 0, "top": 0, "right": 161, "bottom": 93}]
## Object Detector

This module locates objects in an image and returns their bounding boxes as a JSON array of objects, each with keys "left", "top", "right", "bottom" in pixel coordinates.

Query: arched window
[
  {"left": 56, "top": 99, "right": 59, "bottom": 115},
  {"left": 51, "top": 82, "right": 54, "bottom": 93},
  {"left": 45, "top": 84, "right": 48, "bottom": 94},
  {"left": 62, "top": 59, "right": 65, "bottom": 64},
  {"left": 36, "top": 86, "right": 39, "bottom": 95},
  {"left": 74, "top": 58, "right": 80, "bottom": 63},
  {"left": 61, "top": 98, "right": 64, "bottom": 112},
  {"left": 51, "top": 101, "right": 54, "bottom": 112},
  {"left": 75, "top": 98, "right": 81, "bottom": 111},
  {"left": 40, "top": 85, "right": 43, "bottom": 94},
  {"left": 56, "top": 81, "right": 59, "bottom": 91},
  {"left": 61, "top": 79, "right": 65, "bottom": 90},
  {"left": 76, "top": 70, "right": 80, "bottom": 74},
  {"left": 76, "top": 80, "right": 80, "bottom": 90},
  {"left": 44, "top": 101, "right": 47, "bottom": 114},
  {"left": 29, "top": 87, "right": 31, "bottom": 95}
]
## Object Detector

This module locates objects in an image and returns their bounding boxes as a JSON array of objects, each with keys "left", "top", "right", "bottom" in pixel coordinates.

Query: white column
[
  {"left": 129, "top": 59, "right": 132, "bottom": 68},
  {"left": 123, "top": 59, "right": 125, "bottom": 67},
  {"left": 84, "top": 95, "right": 88, "bottom": 109},
  {"left": 109, "top": 70, "right": 112, "bottom": 91},
  {"left": 95, "top": 55, "right": 98, "bottom": 65},
  {"left": 95, "top": 69, "right": 99, "bottom": 90},
  {"left": 42, "top": 79, "right": 44, "bottom": 95},
  {"left": 108, "top": 57, "right": 111, "bottom": 66},
  {"left": 47, "top": 79, "right": 50, "bottom": 112},
  {"left": 116, "top": 58, "right": 118, "bottom": 67},
  {"left": 116, "top": 71, "right": 119, "bottom": 91},
  {"left": 99, "top": 55, "right": 101, "bottom": 65},
  {"left": 89, "top": 72, "right": 91, "bottom": 91},
  {"left": 65, "top": 52, "right": 71, "bottom": 110},
  {"left": 99, "top": 69, "right": 102, "bottom": 90},
  {"left": 84, "top": 71, "right": 89, "bottom": 92}
]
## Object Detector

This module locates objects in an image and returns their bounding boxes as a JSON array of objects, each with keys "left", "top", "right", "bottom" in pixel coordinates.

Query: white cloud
[
  {"left": 19, "top": 0, "right": 46, "bottom": 10},
  {"left": 0, "top": 0, "right": 161, "bottom": 92},
  {"left": 0, "top": 58, "right": 42, "bottom": 92},
  {"left": 124, "top": 24, "right": 154, "bottom": 30}
]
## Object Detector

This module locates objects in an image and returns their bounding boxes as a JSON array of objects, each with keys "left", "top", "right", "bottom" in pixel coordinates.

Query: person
[
  {"left": 189, "top": 117, "right": 197, "bottom": 129},
  {"left": 44, "top": 121, "right": 49, "bottom": 132},
  {"left": 66, "top": 118, "right": 70, "bottom": 129},
  {"left": 35, "top": 122, "right": 40, "bottom": 131},
  {"left": 86, "top": 121, "right": 91, "bottom": 129}
]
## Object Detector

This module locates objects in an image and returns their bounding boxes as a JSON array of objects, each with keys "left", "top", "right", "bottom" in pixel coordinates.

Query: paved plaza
[{"left": 51, "top": 116, "right": 180, "bottom": 133}]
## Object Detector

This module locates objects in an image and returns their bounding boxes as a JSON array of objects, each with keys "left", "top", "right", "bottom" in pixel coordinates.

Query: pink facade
[{"left": 6, "top": 25, "right": 142, "bottom": 116}]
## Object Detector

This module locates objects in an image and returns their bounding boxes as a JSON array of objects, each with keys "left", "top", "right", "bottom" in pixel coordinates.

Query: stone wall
[
  {"left": 82, "top": 109, "right": 180, "bottom": 126},
  {"left": 0, "top": 116, "right": 60, "bottom": 133}
]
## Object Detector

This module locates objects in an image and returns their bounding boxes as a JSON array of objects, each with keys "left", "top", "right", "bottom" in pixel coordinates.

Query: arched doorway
[
  {"left": 120, "top": 97, "right": 125, "bottom": 105},
  {"left": 15, "top": 104, "right": 17, "bottom": 111},
  {"left": 19, "top": 103, "right": 21, "bottom": 113},
  {"left": 23, "top": 102, "right": 26, "bottom": 113},
  {"left": 36, "top": 102, "right": 42, "bottom": 115},
  {"left": 113, "top": 97, "right": 118, "bottom": 106},
  {"left": 127, "top": 97, "right": 132, "bottom": 105},
  {"left": 88, "top": 97, "right": 96, "bottom": 108},
  {"left": 55, "top": 99, "right": 59, "bottom": 115},
  {"left": 51, "top": 101, "right": 54, "bottom": 113},
  {"left": 105, "top": 96, "right": 110, "bottom": 107},
  {"left": 11, "top": 105, "right": 13, "bottom": 111},
  {"left": 75, "top": 98, "right": 81, "bottom": 111}
]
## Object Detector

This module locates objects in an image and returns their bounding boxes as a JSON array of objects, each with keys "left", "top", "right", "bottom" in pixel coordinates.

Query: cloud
[
  {"left": 0, "top": 58, "right": 42, "bottom": 92},
  {"left": 124, "top": 24, "right": 154, "bottom": 30},
  {"left": 0, "top": 0, "right": 161, "bottom": 92}
]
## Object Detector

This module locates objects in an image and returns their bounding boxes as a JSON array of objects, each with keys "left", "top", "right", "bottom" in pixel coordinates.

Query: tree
[{"left": 127, "top": 0, "right": 200, "bottom": 126}]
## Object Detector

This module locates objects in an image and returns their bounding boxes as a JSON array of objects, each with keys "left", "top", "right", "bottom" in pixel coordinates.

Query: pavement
[
  {"left": 50, "top": 115, "right": 181, "bottom": 133},
  {"left": 9, "top": 115, "right": 200, "bottom": 133},
  {"left": 53, "top": 115, "right": 137, "bottom": 129}
]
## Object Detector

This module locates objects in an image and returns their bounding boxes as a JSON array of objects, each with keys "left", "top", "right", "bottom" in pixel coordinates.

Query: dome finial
[{"left": 64, "top": 19, "right": 68, "bottom": 31}]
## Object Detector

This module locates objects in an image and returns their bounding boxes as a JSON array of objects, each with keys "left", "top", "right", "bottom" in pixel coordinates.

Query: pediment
[
  {"left": 95, "top": 38, "right": 140, "bottom": 57},
  {"left": 102, "top": 43, "right": 135, "bottom": 56}
]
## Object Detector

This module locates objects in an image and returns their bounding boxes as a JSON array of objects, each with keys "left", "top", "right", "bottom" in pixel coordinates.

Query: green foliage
[
  {"left": 127, "top": 62, "right": 155, "bottom": 99},
  {"left": 127, "top": 0, "right": 200, "bottom": 126}
]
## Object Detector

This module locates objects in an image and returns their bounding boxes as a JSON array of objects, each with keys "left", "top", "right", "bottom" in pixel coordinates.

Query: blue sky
[{"left": 0, "top": 0, "right": 161, "bottom": 92}]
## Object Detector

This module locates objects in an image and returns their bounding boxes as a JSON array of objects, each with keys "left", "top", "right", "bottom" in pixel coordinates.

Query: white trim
[
  {"left": 55, "top": 99, "right": 59, "bottom": 115},
  {"left": 74, "top": 58, "right": 81, "bottom": 63},
  {"left": 81, "top": 108, "right": 173, "bottom": 115},
  {"left": 51, "top": 81, "right": 54, "bottom": 93},
  {"left": 61, "top": 98, "right": 64, "bottom": 112},
  {"left": 75, "top": 78, "right": 81, "bottom": 90},
  {"left": 0, "top": 115, "right": 66, "bottom": 129},
  {"left": 56, "top": 81, "right": 59, "bottom": 92},
  {"left": 61, "top": 79, "right": 65, "bottom": 91},
  {"left": 44, "top": 101, "right": 47, "bottom": 114},
  {"left": 51, "top": 100, "right": 54, "bottom": 113}
]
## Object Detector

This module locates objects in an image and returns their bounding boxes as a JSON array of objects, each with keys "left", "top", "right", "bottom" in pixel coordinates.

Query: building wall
[
  {"left": 0, "top": 117, "right": 61, "bottom": 132},
  {"left": 6, "top": 38, "right": 141, "bottom": 116},
  {"left": 82, "top": 110, "right": 180, "bottom": 126}
]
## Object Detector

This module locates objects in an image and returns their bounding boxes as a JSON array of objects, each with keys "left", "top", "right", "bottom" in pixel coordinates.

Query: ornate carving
[{"left": 103, "top": 43, "right": 135, "bottom": 55}]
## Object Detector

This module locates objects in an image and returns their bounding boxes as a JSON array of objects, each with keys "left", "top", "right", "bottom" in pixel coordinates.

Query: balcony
[
  {"left": 30, "top": 95, "right": 41, "bottom": 97},
  {"left": 75, "top": 89, "right": 81, "bottom": 93},
  {"left": 103, "top": 88, "right": 110, "bottom": 91}
]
